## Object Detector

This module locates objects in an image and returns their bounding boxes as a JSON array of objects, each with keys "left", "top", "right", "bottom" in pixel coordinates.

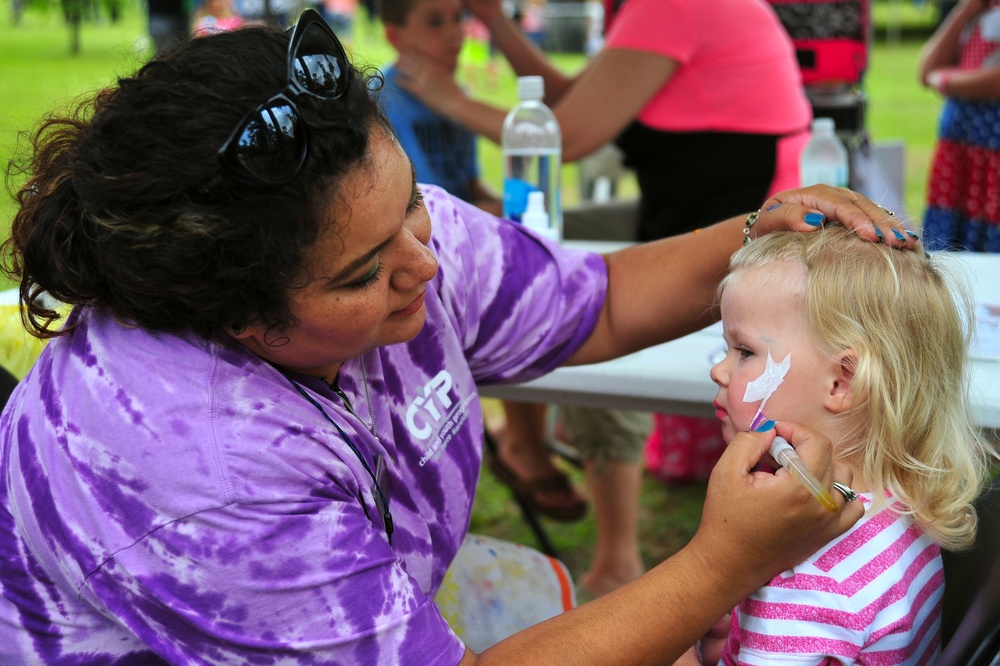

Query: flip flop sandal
[{"left": 488, "top": 452, "right": 588, "bottom": 522}]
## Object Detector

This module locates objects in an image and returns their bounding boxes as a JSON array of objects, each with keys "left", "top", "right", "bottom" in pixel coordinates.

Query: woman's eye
[
  {"left": 407, "top": 188, "right": 424, "bottom": 214},
  {"left": 347, "top": 263, "right": 383, "bottom": 291}
]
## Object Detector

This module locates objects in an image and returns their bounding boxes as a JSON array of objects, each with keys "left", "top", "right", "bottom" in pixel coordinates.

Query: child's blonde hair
[{"left": 722, "top": 225, "right": 997, "bottom": 551}]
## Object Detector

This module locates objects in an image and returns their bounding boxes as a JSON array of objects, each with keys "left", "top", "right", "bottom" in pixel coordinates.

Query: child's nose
[{"left": 710, "top": 359, "right": 726, "bottom": 386}]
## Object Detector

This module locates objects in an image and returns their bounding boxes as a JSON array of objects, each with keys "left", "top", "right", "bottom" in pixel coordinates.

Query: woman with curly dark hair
[{"left": 0, "top": 10, "right": 905, "bottom": 664}]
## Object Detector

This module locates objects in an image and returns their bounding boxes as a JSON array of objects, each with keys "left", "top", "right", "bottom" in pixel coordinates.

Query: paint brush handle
[{"left": 770, "top": 437, "right": 838, "bottom": 513}]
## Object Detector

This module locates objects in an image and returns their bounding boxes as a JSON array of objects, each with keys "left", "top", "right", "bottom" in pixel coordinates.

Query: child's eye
[{"left": 737, "top": 347, "right": 753, "bottom": 361}]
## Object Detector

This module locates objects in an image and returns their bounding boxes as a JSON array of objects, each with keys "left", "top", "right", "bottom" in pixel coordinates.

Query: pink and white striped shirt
[{"left": 722, "top": 495, "right": 943, "bottom": 665}]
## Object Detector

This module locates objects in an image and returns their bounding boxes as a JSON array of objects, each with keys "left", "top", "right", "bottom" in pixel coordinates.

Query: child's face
[
  {"left": 710, "top": 262, "right": 837, "bottom": 444},
  {"left": 395, "top": 0, "right": 466, "bottom": 73}
]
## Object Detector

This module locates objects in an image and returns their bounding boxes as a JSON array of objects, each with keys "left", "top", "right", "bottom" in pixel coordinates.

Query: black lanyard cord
[{"left": 287, "top": 377, "right": 394, "bottom": 544}]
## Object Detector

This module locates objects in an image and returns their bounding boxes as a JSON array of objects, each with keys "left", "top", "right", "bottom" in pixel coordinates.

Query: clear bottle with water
[
  {"left": 800, "top": 117, "right": 849, "bottom": 188},
  {"left": 502, "top": 76, "right": 562, "bottom": 239}
]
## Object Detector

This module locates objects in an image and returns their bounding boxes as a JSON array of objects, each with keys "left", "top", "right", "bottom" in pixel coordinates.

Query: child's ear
[
  {"left": 825, "top": 350, "right": 857, "bottom": 413},
  {"left": 385, "top": 24, "right": 402, "bottom": 50}
]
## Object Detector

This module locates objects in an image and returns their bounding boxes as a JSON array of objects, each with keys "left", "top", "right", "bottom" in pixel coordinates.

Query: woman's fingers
[
  {"left": 754, "top": 185, "right": 918, "bottom": 249},
  {"left": 695, "top": 424, "right": 864, "bottom": 592}
]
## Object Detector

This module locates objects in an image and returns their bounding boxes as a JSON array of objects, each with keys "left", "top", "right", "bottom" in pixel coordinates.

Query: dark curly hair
[{"left": 3, "top": 23, "right": 388, "bottom": 339}]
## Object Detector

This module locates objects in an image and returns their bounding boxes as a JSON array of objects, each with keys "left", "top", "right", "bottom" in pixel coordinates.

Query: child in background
[
  {"left": 920, "top": 0, "right": 1000, "bottom": 251},
  {"left": 684, "top": 225, "right": 997, "bottom": 665},
  {"left": 378, "top": 0, "right": 501, "bottom": 215},
  {"left": 192, "top": 0, "right": 244, "bottom": 36},
  {"left": 321, "top": 0, "right": 357, "bottom": 41},
  {"left": 520, "top": 0, "right": 546, "bottom": 48}
]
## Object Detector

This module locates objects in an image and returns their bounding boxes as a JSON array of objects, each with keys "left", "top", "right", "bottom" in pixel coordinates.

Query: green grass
[
  {"left": 0, "top": 2, "right": 949, "bottom": 578},
  {"left": 0, "top": 6, "right": 152, "bottom": 248},
  {"left": 2, "top": 2, "right": 944, "bottom": 237}
]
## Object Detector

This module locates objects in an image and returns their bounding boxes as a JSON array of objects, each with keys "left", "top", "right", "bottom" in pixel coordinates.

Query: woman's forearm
[
  {"left": 464, "top": 544, "right": 744, "bottom": 665},
  {"left": 462, "top": 423, "right": 865, "bottom": 665},
  {"left": 568, "top": 186, "right": 911, "bottom": 366},
  {"left": 480, "top": 10, "right": 576, "bottom": 104},
  {"left": 442, "top": 95, "right": 508, "bottom": 144}
]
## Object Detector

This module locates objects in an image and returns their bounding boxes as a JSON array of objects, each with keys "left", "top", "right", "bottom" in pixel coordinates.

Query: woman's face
[{"left": 232, "top": 130, "right": 439, "bottom": 382}]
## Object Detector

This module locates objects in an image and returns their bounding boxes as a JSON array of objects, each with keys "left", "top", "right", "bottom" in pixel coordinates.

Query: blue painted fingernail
[
  {"left": 755, "top": 419, "right": 776, "bottom": 432},
  {"left": 906, "top": 230, "right": 919, "bottom": 239},
  {"left": 766, "top": 204, "right": 782, "bottom": 212},
  {"left": 804, "top": 213, "right": 825, "bottom": 226},
  {"left": 892, "top": 228, "right": 906, "bottom": 241},
  {"left": 873, "top": 225, "right": 884, "bottom": 243}
]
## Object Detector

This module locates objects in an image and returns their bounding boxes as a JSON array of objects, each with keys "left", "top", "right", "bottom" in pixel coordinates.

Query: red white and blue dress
[{"left": 923, "top": 17, "right": 1000, "bottom": 251}]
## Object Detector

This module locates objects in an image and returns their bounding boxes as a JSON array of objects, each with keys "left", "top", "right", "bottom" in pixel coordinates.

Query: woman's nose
[{"left": 392, "top": 235, "right": 438, "bottom": 292}]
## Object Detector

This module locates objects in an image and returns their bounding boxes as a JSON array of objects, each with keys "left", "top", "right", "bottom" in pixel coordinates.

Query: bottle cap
[
  {"left": 517, "top": 76, "right": 544, "bottom": 101},
  {"left": 811, "top": 117, "right": 836, "bottom": 132}
]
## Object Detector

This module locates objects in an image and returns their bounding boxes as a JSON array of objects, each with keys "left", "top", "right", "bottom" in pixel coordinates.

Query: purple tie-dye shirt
[{"left": 0, "top": 186, "right": 607, "bottom": 665}]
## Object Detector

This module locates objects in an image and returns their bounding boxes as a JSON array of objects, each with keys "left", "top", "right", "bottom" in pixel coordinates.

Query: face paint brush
[
  {"left": 765, "top": 434, "right": 838, "bottom": 513},
  {"left": 744, "top": 352, "right": 838, "bottom": 513}
]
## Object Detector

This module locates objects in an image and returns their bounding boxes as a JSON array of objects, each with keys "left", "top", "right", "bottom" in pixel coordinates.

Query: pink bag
[
  {"left": 766, "top": 0, "right": 871, "bottom": 86},
  {"left": 644, "top": 414, "right": 726, "bottom": 483}
]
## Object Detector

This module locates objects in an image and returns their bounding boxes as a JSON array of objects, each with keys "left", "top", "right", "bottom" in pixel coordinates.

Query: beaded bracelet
[
  {"left": 743, "top": 209, "right": 760, "bottom": 246},
  {"left": 935, "top": 69, "right": 951, "bottom": 96}
]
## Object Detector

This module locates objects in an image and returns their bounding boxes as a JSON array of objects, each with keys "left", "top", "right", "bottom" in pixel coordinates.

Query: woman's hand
[
  {"left": 463, "top": 0, "right": 505, "bottom": 25},
  {"left": 689, "top": 421, "right": 864, "bottom": 596},
  {"left": 750, "top": 185, "right": 918, "bottom": 248},
  {"left": 394, "top": 51, "right": 467, "bottom": 116}
]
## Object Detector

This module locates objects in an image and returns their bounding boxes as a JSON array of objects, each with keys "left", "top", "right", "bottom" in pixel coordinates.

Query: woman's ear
[{"left": 825, "top": 350, "right": 857, "bottom": 413}]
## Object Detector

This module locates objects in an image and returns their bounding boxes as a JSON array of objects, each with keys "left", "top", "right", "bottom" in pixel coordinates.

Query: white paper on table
[{"left": 973, "top": 303, "right": 1000, "bottom": 360}]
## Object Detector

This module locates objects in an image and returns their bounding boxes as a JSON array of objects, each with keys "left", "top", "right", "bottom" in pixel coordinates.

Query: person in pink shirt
[{"left": 694, "top": 225, "right": 998, "bottom": 665}]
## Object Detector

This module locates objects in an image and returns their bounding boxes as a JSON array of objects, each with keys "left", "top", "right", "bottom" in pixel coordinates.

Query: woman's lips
[{"left": 394, "top": 291, "right": 425, "bottom": 317}]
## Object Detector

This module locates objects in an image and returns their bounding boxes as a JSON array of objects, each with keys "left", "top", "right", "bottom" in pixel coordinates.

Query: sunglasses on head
[{"left": 217, "top": 9, "right": 350, "bottom": 186}]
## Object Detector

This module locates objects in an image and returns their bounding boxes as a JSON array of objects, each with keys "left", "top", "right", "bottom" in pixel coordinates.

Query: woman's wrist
[
  {"left": 476, "top": 5, "right": 508, "bottom": 32},
  {"left": 742, "top": 210, "right": 760, "bottom": 246}
]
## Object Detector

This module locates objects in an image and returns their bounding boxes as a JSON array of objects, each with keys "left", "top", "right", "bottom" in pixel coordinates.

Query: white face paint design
[{"left": 743, "top": 351, "right": 791, "bottom": 405}]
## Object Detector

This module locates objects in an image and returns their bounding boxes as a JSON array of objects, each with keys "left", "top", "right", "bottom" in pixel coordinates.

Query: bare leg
[
  {"left": 576, "top": 458, "right": 644, "bottom": 599},
  {"left": 559, "top": 406, "right": 649, "bottom": 599}
]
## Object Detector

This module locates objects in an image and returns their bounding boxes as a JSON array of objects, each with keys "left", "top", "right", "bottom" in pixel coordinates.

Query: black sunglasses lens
[
  {"left": 231, "top": 102, "right": 305, "bottom": 184},
  {"left": 292, "top": 21, "right": 348, "bottom": 98}
]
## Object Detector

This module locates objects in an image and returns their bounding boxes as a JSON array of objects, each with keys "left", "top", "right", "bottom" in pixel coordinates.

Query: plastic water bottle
[
  {"left": 502, "top": 76, "right": 562, "bottom": 239},
  {"left": 800, "top": 117, "right": 849, "bottom": 188}
]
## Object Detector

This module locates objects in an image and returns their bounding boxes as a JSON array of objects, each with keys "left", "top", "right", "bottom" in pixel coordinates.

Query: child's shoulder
[{"left": 784, "top": 496, "right": 940, "bottom": 588}]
